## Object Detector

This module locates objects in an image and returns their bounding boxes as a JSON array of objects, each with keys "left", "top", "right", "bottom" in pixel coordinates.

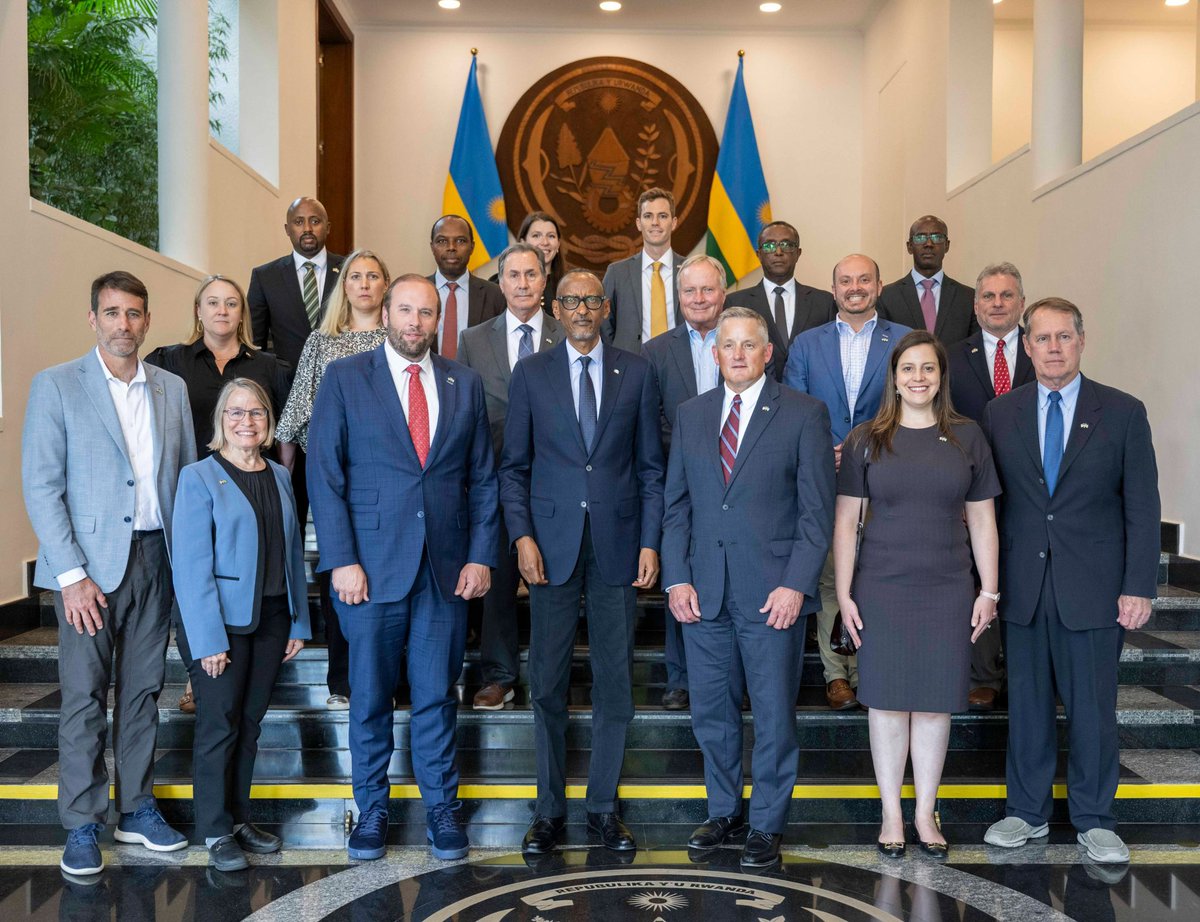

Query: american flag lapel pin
[
  {"left": 971, "top": 347, "right": 980, "bottom": 354},
  {"left": 613, "top": 368, "right": 620, "bottom": 374},
  {"left": 1080, "top": 422, "right": 1089, "bottom": 428},
  {"left": 882, "top": 335, "right": 889, "bottom": 343},
  {"left": 447, "top": 376, "right": 455, "bottom": 385}
]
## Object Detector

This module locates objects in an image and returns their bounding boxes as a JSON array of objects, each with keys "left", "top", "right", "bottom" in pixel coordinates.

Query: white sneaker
[
  {"left": 1077, "top": 828, "right": 1130, "bottom": 864},
  {"left": 984, "top": 817, "right": 1049, "bottom": 848}
]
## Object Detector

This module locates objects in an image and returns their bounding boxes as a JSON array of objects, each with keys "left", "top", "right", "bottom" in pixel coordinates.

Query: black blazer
[
  {"left": 878, "top": 273, "right": 978, "bottom": 346},
  {"left": 248, "top": 252, "right": 345, "bottom": 369},
  {"left": 426, "top": 273, "right": 507, "bottom": 354},
  {"left": 948, "top": 329, "right": 1036, "bottom": 423},
  {"left": 725, "top": 279, "right": 835, "bottom": 378},
  {"left": 982, "top": 375, "right": 1160, "bottom": 631}
]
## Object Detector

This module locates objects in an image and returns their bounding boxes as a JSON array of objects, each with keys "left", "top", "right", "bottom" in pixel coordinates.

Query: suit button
[
  {"left": 580, "top": 501, "right": 587, "bottom": 508},
  {"left": 585, "top": 465, "right": 592, "bottom": 472},
  {"left": 127, "top": 480, "right": 134, "bottom": 487},
  {"left": 844, "top": 416, "right": 851, "bottom": 424},
  {"left": 1046, "top": 514, "right": 1054, "bottom": 521},
  {"left": 717, "top": 540, "right": 723, "bottom": 547},
  {"left": 722, "top": 504, "right": 729, "bottom": 510},
  {"left": 124, "top": 516, "right": 132, "bottom": 523},
  {"left": 417, "top": 511, "right": 424, "bottom": 518},
  {"left": 1039, "top": 551, "right": 1046, "bottom": 558},
  {"left": 1038, "top": 478, "right": 1045, "bottom": 485}
]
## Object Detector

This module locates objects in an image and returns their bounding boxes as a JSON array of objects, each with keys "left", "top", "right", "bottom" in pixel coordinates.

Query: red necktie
[
  {"left": 719, "top": 394, "right": 741, "bottom": 484},
  {"left": 993, "top": 338, "right": 1011, "bottom": 396},
  {"left": 406, "top": 364, "right": 430, "bottom": 467},
  {"left": 442, "top": 281, "right": 458, "bottom": 360},
  {"left": 919, "top": 278, "right": 937, "bottom": 332}
]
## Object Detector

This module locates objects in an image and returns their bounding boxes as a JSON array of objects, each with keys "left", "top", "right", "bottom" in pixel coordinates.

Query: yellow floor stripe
[{"left": 3, "top": 782, "right": 1199, "bottom": 800}]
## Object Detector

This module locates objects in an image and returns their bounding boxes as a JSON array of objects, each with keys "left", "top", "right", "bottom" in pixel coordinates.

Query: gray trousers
[
  {"left": 55, "top": 531, "right": 172, "bottom": 828},
  {"left": 816, "top": 550, "right": 858, "bottom": 686}
]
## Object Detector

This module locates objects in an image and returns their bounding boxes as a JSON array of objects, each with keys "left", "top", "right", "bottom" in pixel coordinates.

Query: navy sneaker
[
  {"left": 347, "top": 806, "right": 388, "bottom": 860},
  {"left": 114, "top": 799, "right": 188, "bottom": 852},
  {"left": 61, "top": 823, "right": 104, "bottom": 875},
  {"left": 427, "top": 800, "right": 469, "bottom": 860}
]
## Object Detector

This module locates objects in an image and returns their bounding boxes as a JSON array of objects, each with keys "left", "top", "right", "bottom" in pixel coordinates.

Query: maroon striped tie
[{"left": 719, "top": 394, "right": 741, "bottom": 484}]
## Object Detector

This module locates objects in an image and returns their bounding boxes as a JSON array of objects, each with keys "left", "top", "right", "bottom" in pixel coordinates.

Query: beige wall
[
  {"left": 353, "top": 27, "right": 864, "bottom": 291},
  {"left": 993, "top": 22, "right": 1197, "bottom": 163},
  {"left": 0, "top": 1, "right": 321, "bottom": 602}
]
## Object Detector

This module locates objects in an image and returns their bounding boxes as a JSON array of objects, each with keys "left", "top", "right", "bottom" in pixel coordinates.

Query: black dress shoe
[
  {"left": 586, "top": 812, "right": 637, "bottom": 851},
  {"left": 877, "top": 840, "right": 906, "bottom": 859},
  {"left": 688, "top": 815, "right": 745, "bottom": 849},
  {"left": 911, "top": 823, "right": 949, "bottom": 860},
  {"left": 234, "top": 823, "right": 281, "bottom": 854},
  {"left": 740, "top": 829, "right": 782, "bottom": 867},
  {"left": 521, "top": 815, "right": 565, "bottom": 854},
  {"left": 208, "top": 835, "right": 249, "bottom": 871},
  {"left": 661, "top": 688, "right": 689, "bottom": 710}
]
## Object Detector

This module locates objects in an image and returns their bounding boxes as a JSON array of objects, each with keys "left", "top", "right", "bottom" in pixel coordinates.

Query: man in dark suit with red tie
[
  {"left": 878, "top": 215, "right": 978, "bottom": 346},
  {"left": 725, "top": 221, "right": 835, "bottom": 377},
  {"left": 948, "top": 263, "right": 1036, "bottom": 711},
  {"left": 427, "top": 215, "right": 506, "bottom": 360}
]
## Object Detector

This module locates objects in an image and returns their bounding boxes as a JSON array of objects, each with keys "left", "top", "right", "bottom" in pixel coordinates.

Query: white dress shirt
[
  {"left": 910, "top": 267, "right": 945, "bottom": 314},
  {"left": 434, "top": 270, "right": 471, "bottom": 351},
  {"left": 982, "top": 328, "right": 1019, "bottom": 389},
  {"left": 1037, "top": 372, "right": 1081, "bottom": 457},
  {"left": 565, "top": 339, "right": 604, "bottom": 417},
  {"left": 385, "top": 342, "right": 439, "bottom": 444},
  {"left": 760, "top": 277, "right": 797, "bottom": 336},
  {"left": 293, "top": 248, "right": 330, "bottom": 305},
  {"left": 640, "top": 250, "right": 675, "bottom": 344},
  {"left": 58, "top": 350, "right": 163, "bottom": 587},
  {"left": 505, "top": 309, "right": 546, "bottom": 371},
  {"left": 720, "top": 373, "right": 768, "bottom": 437}
]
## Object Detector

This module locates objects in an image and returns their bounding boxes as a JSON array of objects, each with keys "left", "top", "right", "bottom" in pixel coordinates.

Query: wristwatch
[{"left": 979, "top": 590, "right": 1001, "bottom": 602}]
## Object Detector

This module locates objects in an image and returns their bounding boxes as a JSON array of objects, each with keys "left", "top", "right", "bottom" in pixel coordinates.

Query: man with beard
[
  {"left": 501, "top": 270, "right": 665, "bottom": 855},
  {"left": 23, "top": 271, "right": 196, "bottom": 875},
  {"left": 783, "top": 255, "right": 911, "bottom": 710},
  {"left": 878, "top": 215, "right": 978, "bottom": 346},
  {"left": 307, "top": 274, "right": 498, "bottom": 862}
]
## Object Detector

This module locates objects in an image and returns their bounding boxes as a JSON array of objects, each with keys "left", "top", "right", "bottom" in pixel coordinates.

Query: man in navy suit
[
  {"left": 878, "top": 215, "right": 978, "bottom": 346},
  {"left": 307, "top": 274, "right": 499, "bottom": 862},
  {"left": 948, "top": 263, "right": 1037, "bottom": 711},
  {"left": 982, "top": 298, "right": 1159, "bottom": 864},
  {"left": 783, "top": 255, "right": 911, "bottom": 710},
  {"left": 500, "top": 269, "right": 665, "bottom": 855},
  {"left": 663, "top": 306, "right": 834, "bottom": 866}
]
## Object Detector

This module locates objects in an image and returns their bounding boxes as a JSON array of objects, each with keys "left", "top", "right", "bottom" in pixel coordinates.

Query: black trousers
[{"left": 184, "top": 595, "right": 291, "bottom": 838}]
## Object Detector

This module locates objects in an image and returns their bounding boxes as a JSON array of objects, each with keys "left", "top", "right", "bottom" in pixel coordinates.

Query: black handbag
[{"left": 830, "top": 450, "right": 869, "bottom": 656}]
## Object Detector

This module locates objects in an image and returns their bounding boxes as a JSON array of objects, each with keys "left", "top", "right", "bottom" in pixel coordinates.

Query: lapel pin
[
  {"left": 154, "top": 384, "right": 163, "bottom": 395},
  {"left": 218, "top": 479, "right": 227, "bottom": 485},
  {"left": 613, "top": 368, "right": 620, "bottom": 374},
  {"left": 1080, "top": 422, "right": 1089, "bottom": 428},
  {"left": 970, "top": 347, "right": 980, "bottom": 354},
  {"left": 447, "top": 376, "right": 455, "bottom": 385},
  {"left": 882, "top": 335, "right": 889, "bottom": 343},
  {"left": 939, "top": 436, "right": 948, "bottom": 442},
  {"left": 331, "top": 266, "right": 340, "bottom": 274},
  {"left": 762, "top": 406, "right": 770, "bottom": 412}
]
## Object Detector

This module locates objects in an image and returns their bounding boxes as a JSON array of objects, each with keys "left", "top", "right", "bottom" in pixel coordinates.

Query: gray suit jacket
[
  {"left": 22, "top": 352, "right": 196, "bottom": 592},
  {"left": 601, "top": 249, "right": 684, "bottom": 352},
  {"left": 457, "top": 312, "right": 565, "bottom": 458}
]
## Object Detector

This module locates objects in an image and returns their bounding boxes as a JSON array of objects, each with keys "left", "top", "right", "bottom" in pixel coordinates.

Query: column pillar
[
  {"left": 946, "top": 0, "right": 994, "bottom": 188},
  {"left": 157, "top": 1, "right": 210, "bottom": 266},
  {"left": 1031, "top": 0, "right": 1084, "bottom": 188}
]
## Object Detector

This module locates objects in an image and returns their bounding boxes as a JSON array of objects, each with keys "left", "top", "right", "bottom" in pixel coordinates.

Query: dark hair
[
  {"left": 757, "top": 221, "right": 799, "bottom": 246},
  {"left": 862, "top": 330, "right": 967, "bottom": 461},
  {"left": 383, "top": 273, "right": 440, "bottom": 316},
  {"left": 517, "top": 211, "right": 566, "bottom": 276},
  {"left": 555, "top": 268, "right": 604, "bottom": 298},
  {"left": 637, "top": 187, "right": 675, "bottom": 216},
  {"left": 430, "top": 214, "right": 474, "bottom": 243},
  {"left": 1024, "top": 296, "right": 1084, "bottom": 335},
  {"left": 91, "top": 271, "right": 148, "bottom": 313}
]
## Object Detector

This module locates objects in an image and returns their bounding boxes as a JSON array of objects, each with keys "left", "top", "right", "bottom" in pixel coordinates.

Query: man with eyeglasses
[
  {"left": 726, "top": 221, "right": 834, "bottom": 377},
  {"left": 878, "top": 215, "right": 978, "bottom": 346},
  {"left": 949, "top": 262, "right": 1037, "bottom": 712},
  {"left": 500, "top": 269, "right": 665, "bottom": 856}
]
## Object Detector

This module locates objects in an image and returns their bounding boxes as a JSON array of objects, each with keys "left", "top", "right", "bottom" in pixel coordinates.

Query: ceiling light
[
  {"left": 438, "top": 0, "right": 460, "bottom": 10},
  {"left": 760, "top": 2, "right": 783, "bottom": 11},
  {"left": 1165, "top": 0, "right": 1189, "bottom": 7},
  {"left": 599, "top": 1, "right": 622, "bottom": 11},
  {"left": 993, "top": 0, "right": 1002, "bottom": 6}
]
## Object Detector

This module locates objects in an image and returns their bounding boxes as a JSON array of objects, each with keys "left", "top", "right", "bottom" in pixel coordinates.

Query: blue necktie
[
  {"left": 1043, "top": 390, "right": 1064, "bottom": 495},
  {"left": 578, "top": 356, "right": 597, "bottom": 452},
  {"left": 517, "top": 324, "right": 534, "bottom": 362}
]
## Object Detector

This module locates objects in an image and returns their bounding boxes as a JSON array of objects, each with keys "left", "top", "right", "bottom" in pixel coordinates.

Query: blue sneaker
[
  {"left": 61, "top": 823, "right": 104, "bottom": 875},
  {"left": 114, "top": 799, "right": 187, "bottom": 852},
  {"left": 348, "top": 806, "right": 388, "bottom": 860},
  {"left": 427, "top": 800, "right": 469, "bottom": 860}
]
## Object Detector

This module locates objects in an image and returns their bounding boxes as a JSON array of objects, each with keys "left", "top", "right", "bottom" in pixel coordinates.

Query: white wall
[
  {"left": 0, "top": 0, "right": 321, "bottom": 602},
  {"left": 353, "top": 27, "right": 864, "bottom": 292}
]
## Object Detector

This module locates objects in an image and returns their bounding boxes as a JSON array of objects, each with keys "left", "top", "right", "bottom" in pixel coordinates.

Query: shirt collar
[
  {"left": 565, "top": 338, "right": 603, "bottom": 368},
  {"left": 911, "top": 268, "right": 945, "bottom": 289},
  {"left": 293, "top": 248, "right": 328, "bottom": 272},
  {"left": 188, "top": 337, "right": 252, "bottom": 359},
  {"left": 835, "top": 314, "right": 878, "bottom": 337},
  {"left": 95, "top": 347, "right": 146, "bottom": 385},
  {"left": 434, "top": 270, "right": 467, "bottom": 291},
  {"left": 686, "top": 322, "right": 717, "bottom": 342},
  {"left": 642, "top": 250, "right": 673, "bottom": 272},
  {"left": 506, "top": 309, "right": 544, "bottom": 337},
  {"left": 981, "top": 327, "right": 1019, "bottom": 350},
  {"left": 384, "top": 340, "right": 434, "bottom": 376},
  {"left": 761, "top": 277, "right": 796, "bottom": 298},
  {"left": 724, "top": 373, "right": 767, "bottom": 412},
  {"left": 1038, "top": 371, "right": 1082, "bottom": 408}
]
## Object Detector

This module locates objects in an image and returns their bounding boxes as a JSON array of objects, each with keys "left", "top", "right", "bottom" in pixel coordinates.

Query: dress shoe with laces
[
  {"left": 234, "top": 823, "right": 281, "bottom": 854},
  {"left": 687, "top": 815, "right": 745, "bottom": 849},
  {"left": 208, "top": 835, "right": 249, "bottom": 871},
  {"left": 473, "top": 684, "right": 515, "bottom": 710},
  {"left": 741, "top": 829, "right": 782, "bottom": 867},
  {"left": 522, "top": 815, "right": 565, "bottom": 854},
  {"left": 347, "top": 806, "right": 388, "bottom": 860},
  {"left": 587, "top": 812, "right": 637, "bottom": 851},
  {"left": 825, "top": 679, "right": 858, "bottom": 710}
]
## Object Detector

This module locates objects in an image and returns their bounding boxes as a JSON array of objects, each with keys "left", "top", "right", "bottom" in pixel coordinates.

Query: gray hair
[
  {"left": 715, "top": 305, "right": 769, "bottom": 346},
  {"left": 678, "top": 254, "right": 728, "bottom": 288},
  {"left": 497, "top": 242, "right": 546, "bottom": 278},
  {"left": 975, "top": 262, "right": 1024, "bottom": 300}
]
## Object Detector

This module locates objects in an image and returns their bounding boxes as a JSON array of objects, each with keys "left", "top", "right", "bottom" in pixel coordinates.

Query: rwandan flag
[
  {"left": 706, "top": 55, "right": 772, "bottom": 285},
  {"left": 443, "top": 55, "right": 508, "bottom": 271}
]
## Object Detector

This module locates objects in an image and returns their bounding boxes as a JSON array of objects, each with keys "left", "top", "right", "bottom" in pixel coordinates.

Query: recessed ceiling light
[
  {"left": 760, "top": 2, "right": 783, "bottom": 11},
  {"left": 599, "top": 1, "right": 622, "bottom": 11},
  {"left": 993, "top": 0, "right": 1002, "bottom": 6},
  {"left": 1165, "top": 0, "right": 1189, "bottom": 7},
  {"left": 438, "top": 0, "right": 460, "bottom": 10}
]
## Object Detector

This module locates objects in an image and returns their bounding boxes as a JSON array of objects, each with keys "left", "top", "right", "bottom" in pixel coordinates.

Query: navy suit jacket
[
  {"left": 948, "top": 328, "right": 1036, "bottom": 423},
  {"left": 725, "top": 279, "right": 835, "bottom": 376},
  {"left": 499, "top": 342, "right": 665, "bottom": 587},
  {"left": 306, "top": 346, "right": 499, "bottom": 603},
  {"left": 878, "top": 273, "right": 978, "bottom": 346},
  {"left": 662, "top": 378, "right": 835, "bottom": 619},
  {"left": 248, "top": 252, "right": 345, "bottom": 369},
  {"left": 782, "top": 317, "right": 913, "bottom": 445},
  {"left": 982, "top": 375, "right": 1160, "bottom": 631}
]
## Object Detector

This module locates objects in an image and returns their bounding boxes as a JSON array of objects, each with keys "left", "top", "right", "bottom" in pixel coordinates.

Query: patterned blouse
[{"left": 275, "top": 328, "right": 386, "bottom": 451}]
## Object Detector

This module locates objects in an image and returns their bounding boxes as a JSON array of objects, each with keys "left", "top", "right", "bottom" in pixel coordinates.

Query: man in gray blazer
[
  {"left": 457, "top": 244, "right": 564, "bottom": 710},
  {"left": 601, "top": 187, "right": 683, "bottom": 352},
  {"left": 22, "top": 271, "right": 196, "bottom": 876}
]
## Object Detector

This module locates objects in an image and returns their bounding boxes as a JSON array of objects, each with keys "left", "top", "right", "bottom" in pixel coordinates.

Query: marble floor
[{"left": 2, "top": 835, "right": 1199, "bottom": 921}]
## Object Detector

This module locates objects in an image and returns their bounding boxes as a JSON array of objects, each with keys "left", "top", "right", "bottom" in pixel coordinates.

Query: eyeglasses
[
  {"left": 758, "top": 241, "right": 799, "bottom": 254},
  {"left": 910, "top": 233, "right": 948, "bottom": 245},
  {"left": 224, "top": 408, "right": 268, "bottom": 421},
  {"left": 555, "top": 294, "right": 606, "bottom": 311}
]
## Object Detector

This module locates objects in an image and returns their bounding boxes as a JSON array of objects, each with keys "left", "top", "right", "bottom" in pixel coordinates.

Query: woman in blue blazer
[{"left": 172, "top": 379, "right": 311, "bottom": 871}]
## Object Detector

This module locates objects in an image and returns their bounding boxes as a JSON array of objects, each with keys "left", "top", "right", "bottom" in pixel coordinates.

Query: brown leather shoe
[
  {"left": 825, "top": 679, "right": 858, "bottom": 711},
  {"left": 178, "top": 688, "right": 195, "bottom": 715},
  {"left": 473, "top": 684, "right": 515, "bottom": 711},
  {"left": 968, "top": 686, "right": 997, "bottom": 711}
]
